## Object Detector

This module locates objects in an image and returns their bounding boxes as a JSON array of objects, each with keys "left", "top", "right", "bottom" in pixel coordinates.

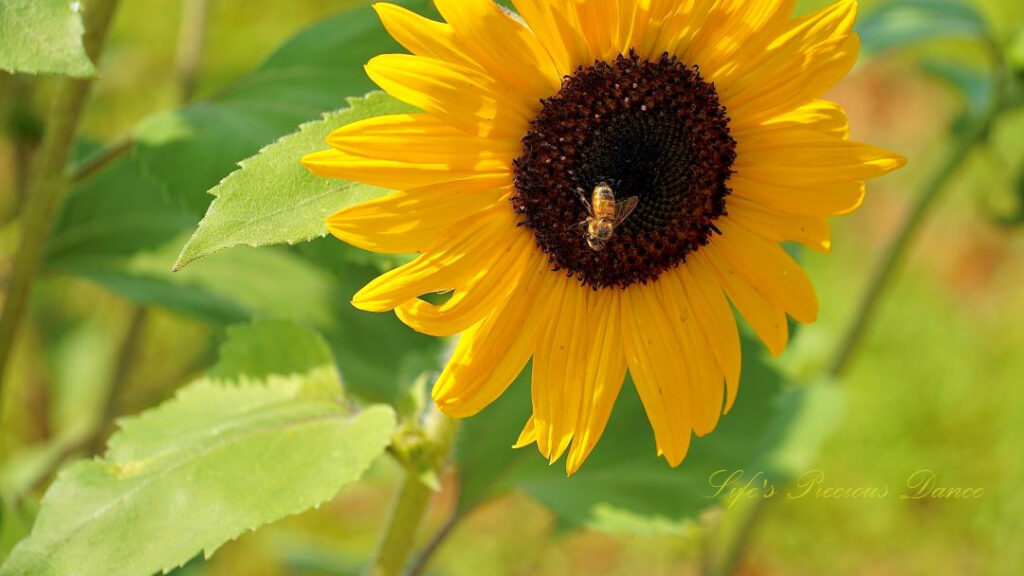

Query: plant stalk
[
  {"left": 408, "top": 510, "right": 462, "bottom": 576},
  {"left": 70, "top": 133, "right": 133, "bottom": 185},
  {"left": 88, "top": 307, "right": 147, "bottom": 453},
  {"left": 20, "top": 307, "right": 147, "bottom": 497},
  {"left": 368, "top": 413, "right": 460, "bottom": 576},
  {"left": 0, "top": 0, "right": 121, "bottom": 390},
  {"left": 829, "top": 109, "right": 1002, "bottom": 378},
  {"left": 5, "top": 77, "right": 42, "bottom": 214},
  {"left": 370, "top": 468, "right": 435, "bottom": 576},
  {"left": 175, "top": 0, "right": 209, "bottom": 103},
  {"left": 0, "top": 72, "right": 10, "bottom": 117}
]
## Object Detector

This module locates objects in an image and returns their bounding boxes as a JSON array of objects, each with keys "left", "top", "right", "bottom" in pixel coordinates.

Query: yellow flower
[{"left": 303, "top": 0, "right": 905, "bottom": 474}]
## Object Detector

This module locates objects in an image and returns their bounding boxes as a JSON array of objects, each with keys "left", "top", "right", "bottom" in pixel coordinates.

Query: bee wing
[{"left": 614, "top": 196, "right": 639, "bottom": 226}]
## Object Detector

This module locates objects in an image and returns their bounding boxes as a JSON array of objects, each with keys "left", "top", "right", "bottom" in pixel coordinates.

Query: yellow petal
[
  {"left": 325, "top": 179, "right": 510, "bottom": 254},
  {"left": 676, "top": 260, "right": 742, "bottom": 413},
  {"left": 550, "top": 2, "right": 595, "bottom": 69},
  {"left": 509, "top": 0, "right": 575, "bottom": 76},
  {"left": 396, "top": 228, "right": 536, "bottom": 336},
  {"left": 304, "top": 114, "right": 514, "bottom": 190},
  {"left": 569, "top": 0, "right": 623, "bottom": 62},
  {"left": 373, "top": 3, "right": 482, "bottom": 71},
  {"left": 657, "top": 0, "right": 716, "bottom": 58},
  {"left": 757, "top": 99, "right": 850, "bottom": 139},
  {"left": 622, "top": 284, "right": 692, "bottom": 466},
  {"left": 531, "top": 273, "right": 590, "bottom": 462},
  {"left": 303, "top": 147, "right": 504, "bottom": 190},
  {"left": 727, "top": 32, "right": 861, "bottom": 126},
  {"left": 735, "top": 126, "right": 907, "bottom": 185},
  {"left": 655, "top": 274, "right": 726, "bottom": 437},
  {"left": 513, "top": 415, "right": 539, "bottom": 449},
  {"left": 716, "top": 0, "right": 856, "bottom": 104},
  {"left": 729, "top": 124, "right": 905, "bottom": 217},
  {"left": 365, "top": 54, "right": 531, "bottom": 138},
  {"left": 432, "top": 255, "right": 552, "bottom": 417},
  {"left": 624, "top": 0, "right": 662, "bottom": 59},
  {"left": 726, "top": 196, "right": 832, "bottom": 254},
  {"left": 566, "top": 289, "right": 627, "bottom": 475},
  {"left": 326, "top": 113, "right": 520, "bottom": 161},
  {"left": 697, "top": 248, "right": 789, "bottom": 356},
  {"left": 683, "top": 0, "right": 796, "bottom": 78},
  {"left": 731, "top": 175, "right": 866, "bottom": 217},
  {"left": 351, "top": 207, "right": 513, "bottom": 312},
  {"left": 713, "top": 218, "right": 819, "bottom": 324},
  {"left": 434, "top": 0, "right": 561, "bottom": 101}
]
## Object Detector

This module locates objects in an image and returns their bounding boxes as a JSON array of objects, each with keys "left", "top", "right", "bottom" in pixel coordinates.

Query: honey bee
[{"left": 575, "top": 183, "right": 639, "bottom": 251}]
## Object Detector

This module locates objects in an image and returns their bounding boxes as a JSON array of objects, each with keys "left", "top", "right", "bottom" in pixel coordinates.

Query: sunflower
[{"left": 303, "top": 0, "right": 905, "bottom": 474}]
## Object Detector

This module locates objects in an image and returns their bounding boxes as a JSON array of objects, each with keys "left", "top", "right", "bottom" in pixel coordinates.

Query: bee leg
[{"left": 575, "top": 188, "right": 594, "bottom": 215}]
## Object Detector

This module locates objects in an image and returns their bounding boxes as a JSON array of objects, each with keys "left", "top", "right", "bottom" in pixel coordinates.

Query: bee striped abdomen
[{"left": 592, "top": 184, "right": 616, "bottom": 219}]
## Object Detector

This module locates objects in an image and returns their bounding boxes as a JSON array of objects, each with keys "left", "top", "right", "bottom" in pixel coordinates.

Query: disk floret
[{"left": 513, "top": 51, "right": 737, "bottom": 289}]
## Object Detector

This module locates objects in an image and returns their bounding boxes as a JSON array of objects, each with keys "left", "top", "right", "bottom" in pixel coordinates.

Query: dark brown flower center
[{"left": 512, "top": 51, "right": 736, "bottom": 289}]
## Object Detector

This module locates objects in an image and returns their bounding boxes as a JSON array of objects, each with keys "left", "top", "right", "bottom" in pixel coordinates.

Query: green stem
[
  {"left": 0, "top": 0, "right": 121, "bottom": 389},
  {"left": 18, "top": 305, "right": 146, "bottom": 498},
  {"left": 368, "top": 413, "right": 460, "bottom": 576},
  {"left": 88, "top": 307, "right": 147, "bottom": 453},
  {"left": 175, "top": 0, "right": 209, "bottom": 103},
  {"left": 0, "top": 71, "right": 8, "bottom": 216},
  {"left": 6, "top": 77, "right": 41, "bottom": 210},
  {"left": 69, "top": 133, "right": 133, "bottom": 185},
  {"left": 407, "top": 509, "right": 462, "bottom": 576},
  {"left": 702, "top": 493, "right": 770, "bottom": 576},
  {"left": 370, "top": 469, "right": 434, "bottom": 576},
  {"left": 67, "top": 0, "right": 205, "bottom": 189},
  {"left": 0, "top": 72, "right": 10, "bottom": 117},
  {"left": 830, "top": 37, "right": 1009, "bottom": 378},
  {"left": 828, "top": 109, "right": 1000, "bottom": 378}
]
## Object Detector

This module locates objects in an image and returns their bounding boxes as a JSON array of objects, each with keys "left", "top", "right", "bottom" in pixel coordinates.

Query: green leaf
[
  {"left": 0, "top": 379, "right": 396, "bottom": 576},
  {"left": 44, "top": 153, "right": 443, "bottom": 405},
  {"left": 856, "top": 0, "right": 991, "bottom": 57},
  {"left": 0, "top": 0, "right": 95, "bottom": 77},
  {"left": 45, "top": 154, "right": 340, "bottom": 327},
  {"left": 174, "top": 92, "right": 413, "bottom": 271},
  {"left": 49, "top": 235, "right": 340, "bottom": 327},
  {"left": 208, "top": 319, "right": 337, "bottom": 384},
  {"left": 456, "top": 337, "right": 791, "bottom": 533},
  {"left": 133, "top": 0, "right": 433, "bottom": 217},
  {"left": 46, "top": 154, "right": 193, "bottom": 263}
]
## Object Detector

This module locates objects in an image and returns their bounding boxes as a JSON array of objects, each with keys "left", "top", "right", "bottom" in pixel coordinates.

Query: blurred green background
[{"left": 1, "top": 0, "right": 1022, "bottom": 575}]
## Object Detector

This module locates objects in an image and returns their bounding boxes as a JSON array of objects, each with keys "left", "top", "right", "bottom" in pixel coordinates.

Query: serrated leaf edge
[{"left": 171, "top": 93, "right": 391, "bottom": 271}]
